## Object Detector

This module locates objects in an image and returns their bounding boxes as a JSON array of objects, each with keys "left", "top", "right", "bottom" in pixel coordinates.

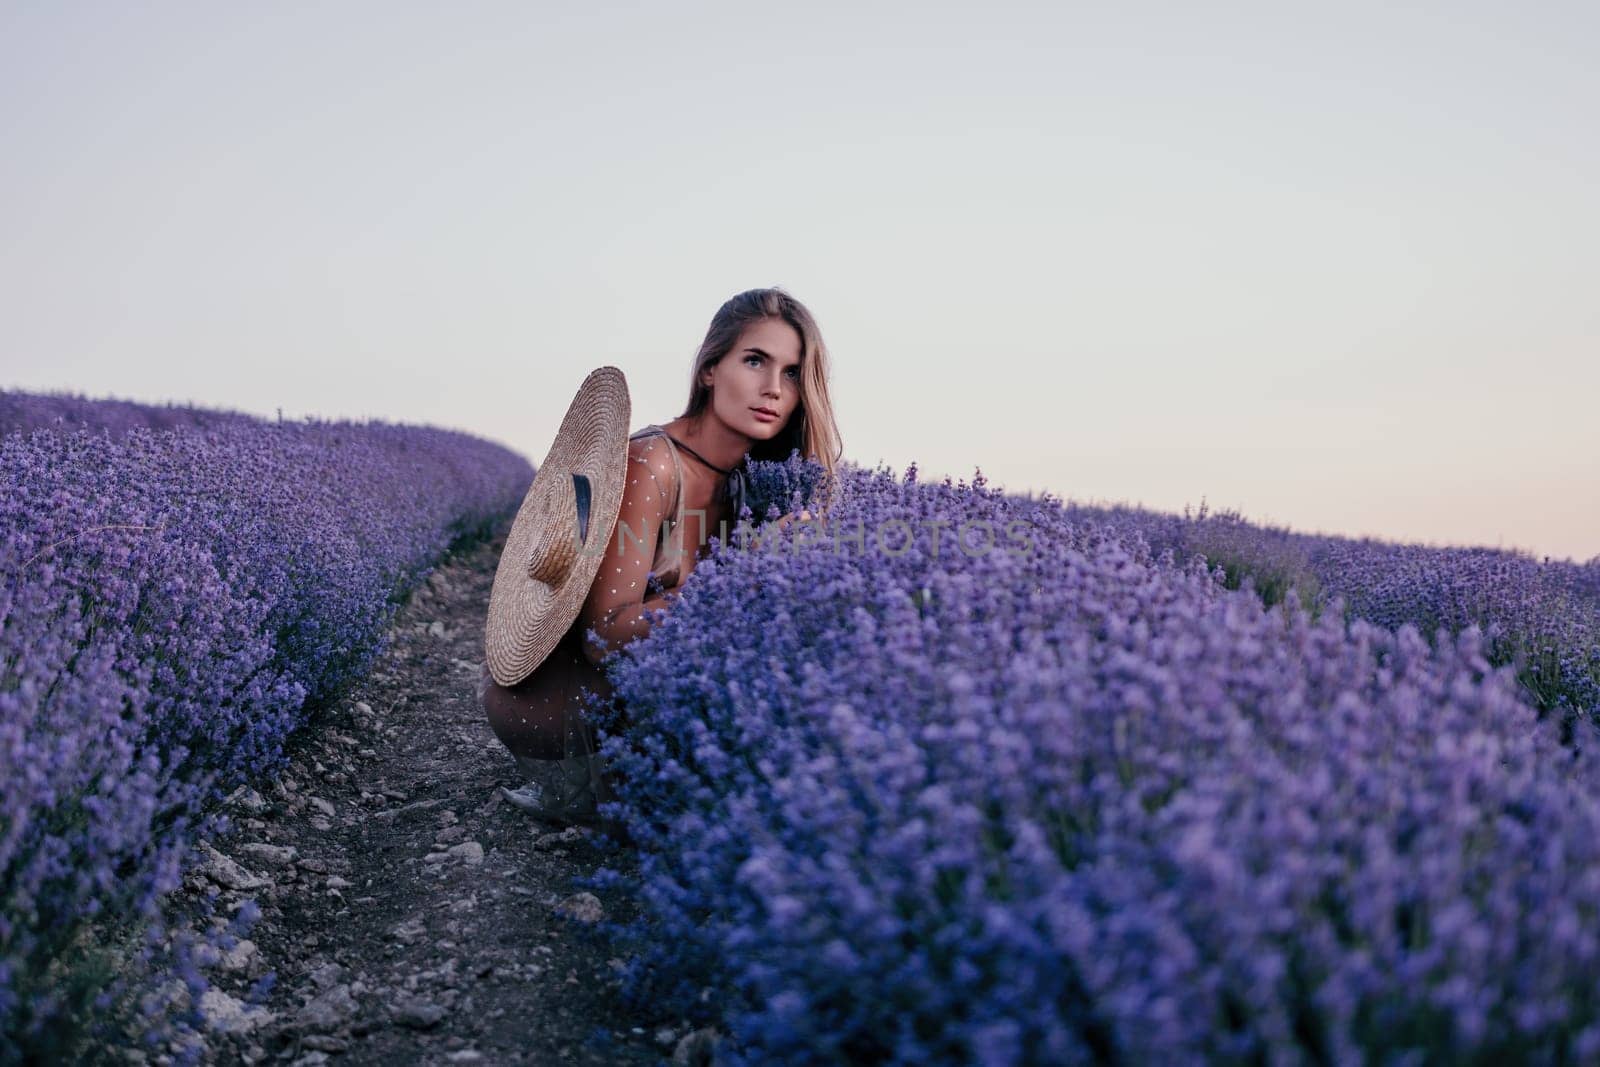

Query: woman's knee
[{"left": 480, "top": 667, "right": 563, "bottom": 760}]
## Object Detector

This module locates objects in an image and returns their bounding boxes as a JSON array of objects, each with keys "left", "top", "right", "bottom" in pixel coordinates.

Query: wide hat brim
[{"left": 484, "top": 366, "right": 631, "bottom": 686}]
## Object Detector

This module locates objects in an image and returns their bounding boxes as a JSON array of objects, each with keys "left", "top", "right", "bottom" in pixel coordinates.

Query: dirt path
[{"left": 182, "top": 526, "right": 696, "bottom": 1065}]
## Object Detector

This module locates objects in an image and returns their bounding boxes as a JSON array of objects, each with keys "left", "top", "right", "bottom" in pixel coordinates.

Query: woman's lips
[{"left": 751, "top": 408, "right": 778, "bottom": 422}]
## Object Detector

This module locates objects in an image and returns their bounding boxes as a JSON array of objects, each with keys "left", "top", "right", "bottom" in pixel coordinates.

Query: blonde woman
[{"left": 478, "top": 287, "right": 843, "bottom": 825}]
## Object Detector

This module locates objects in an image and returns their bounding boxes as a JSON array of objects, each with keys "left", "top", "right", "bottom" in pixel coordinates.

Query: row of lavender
[
  {"left": 583, "top": 461, "right": 1600, "bottom": 1063},
  {"left": 1075, "top": 501, "right": 1600, "bottom": 731},
  {"left": 0, "top": 390, "right": 267, "bottom": 438},
  {"left": 0, "top": 391, "right": 531, "bottom": 1058}
]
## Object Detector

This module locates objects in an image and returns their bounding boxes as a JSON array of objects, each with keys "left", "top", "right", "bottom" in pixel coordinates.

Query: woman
[{"left": 478, "top": 287, "right": 843, "bottom": 825}]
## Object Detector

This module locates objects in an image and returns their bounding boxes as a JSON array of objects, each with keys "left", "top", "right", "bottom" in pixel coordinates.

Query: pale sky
[{"left": 2, "top": 2, "right": 1595, "bottom": 562}]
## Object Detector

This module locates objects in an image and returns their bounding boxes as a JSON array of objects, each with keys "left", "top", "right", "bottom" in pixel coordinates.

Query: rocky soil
[{"left": 160, "top": 528, "right": 719, "bottom": 1066}]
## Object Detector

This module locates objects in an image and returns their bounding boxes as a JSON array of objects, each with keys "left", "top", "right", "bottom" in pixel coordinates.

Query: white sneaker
[
  {"left": 502, "top": 753, "right": 601, "bottom": 826},
  {"left": 499, "top": 781, "right": 550, "bottom": 812}
]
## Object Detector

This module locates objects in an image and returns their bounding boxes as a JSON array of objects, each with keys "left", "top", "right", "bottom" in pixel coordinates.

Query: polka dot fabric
[{"left": 576, "top": 426, "right": 687, "bottom": 664}]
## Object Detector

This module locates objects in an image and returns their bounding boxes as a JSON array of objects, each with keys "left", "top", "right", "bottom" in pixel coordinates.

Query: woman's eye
[
  {"left": 785, "top": 367, "right": 800, "bottom": 380},
  {"left": 745, "top": 355, "right": 762, "bottom": 366}
]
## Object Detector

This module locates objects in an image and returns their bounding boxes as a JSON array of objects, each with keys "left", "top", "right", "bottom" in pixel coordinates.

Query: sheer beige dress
[{"left": 478, "top": 424, "right": 697, "bottom": 823}]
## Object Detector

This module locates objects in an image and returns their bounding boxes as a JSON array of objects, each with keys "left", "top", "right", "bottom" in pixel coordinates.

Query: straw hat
[{"left": 485, "top": 366, "right": 631, "bottom": 686}]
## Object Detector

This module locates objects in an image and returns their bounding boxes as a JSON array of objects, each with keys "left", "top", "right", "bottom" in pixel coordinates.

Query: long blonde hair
[{"left": 679, "top": 287, "right": 844, "bottom": 515}]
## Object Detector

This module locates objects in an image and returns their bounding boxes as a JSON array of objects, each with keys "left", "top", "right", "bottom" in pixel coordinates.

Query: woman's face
[{"left": 701, "top": 317, "right": 803, "bottom": 440}]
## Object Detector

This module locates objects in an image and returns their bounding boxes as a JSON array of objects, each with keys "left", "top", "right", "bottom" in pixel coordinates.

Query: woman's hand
[
  {"left": 772, "top": 508, "right": 814, "bottom": 532},
  {"left": 642, "top": 581, "right": 685, "bottom": 614}
]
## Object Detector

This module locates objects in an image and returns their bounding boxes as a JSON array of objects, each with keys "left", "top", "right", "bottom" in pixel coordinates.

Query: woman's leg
[
  {"left": 478, "top": 628, "right": 612, "bottom": 761},
  {"left": 478, "top": 630, "right": 624, "bottom": 827},
  {"left": 478, "top": 664, "right": 593, "bottom": 760}
]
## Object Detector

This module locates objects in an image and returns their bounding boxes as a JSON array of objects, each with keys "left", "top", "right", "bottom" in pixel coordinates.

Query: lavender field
[
  {"left": 0, "top": 390, "right": 531, "bottom": 1059},
  {"left": 1076, "top": 501, "right": 1600, "bottom": 732},
  {"left": 583, "top": 458, "right": 1600, "bottom": 1063},
  {"left": 7, "top": 389, "right": 1598, "bottom": 1064}
]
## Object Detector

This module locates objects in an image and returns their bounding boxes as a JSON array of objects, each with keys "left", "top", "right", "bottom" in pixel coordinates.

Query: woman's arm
[{"left": 576, "top": 434, "right": 680, "bottom": 666}]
